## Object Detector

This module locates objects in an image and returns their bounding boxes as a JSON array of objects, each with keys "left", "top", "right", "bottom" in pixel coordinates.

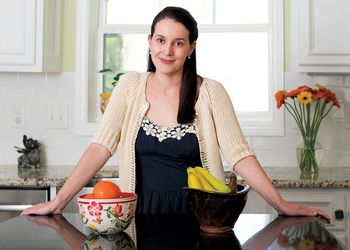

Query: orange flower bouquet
[{"left": 275, "top": 84, "right": 340, "bottom": 173}]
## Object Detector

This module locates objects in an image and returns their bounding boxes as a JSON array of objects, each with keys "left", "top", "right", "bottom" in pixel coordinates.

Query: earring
[
  {"left": 149, "top": 51, "right": 152, "bottom": 55},
  {"left": 187, "top": 56, "right": 191, "bottom": 59}
]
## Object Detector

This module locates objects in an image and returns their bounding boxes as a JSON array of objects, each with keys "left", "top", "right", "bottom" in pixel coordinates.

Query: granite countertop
[
  {"left": 0, "top": 165, "right": 118, "bottom": 187},
  {"left": 0, "top": 165, "right": 349, "bottom": 188},
  {"left": 263, "top": 167, "right": 350, "bottom": 188}
]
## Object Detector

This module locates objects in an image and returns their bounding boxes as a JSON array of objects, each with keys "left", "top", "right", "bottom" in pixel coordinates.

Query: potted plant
[
  {"left": 98, "top": 69, "right": 125, "bottom": 113},
  {"left": 14, "top": 135, "right": 40, "bottom": 168}
]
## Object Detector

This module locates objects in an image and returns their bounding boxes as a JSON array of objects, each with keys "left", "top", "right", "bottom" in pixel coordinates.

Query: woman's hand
[
  {"left": 276, "top": 199, "right": 331, "bottom": 221},
  {"left": 21, "top": 196, "right": 63, "bottom": 215}
]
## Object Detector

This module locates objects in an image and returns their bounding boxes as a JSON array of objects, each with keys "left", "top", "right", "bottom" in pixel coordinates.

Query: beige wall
[
  {"left": 284, "top": 0, "right": 291, "bottom": 71},
  {"left": 62, "top": 0, "right": 76, "bottom": 72}
]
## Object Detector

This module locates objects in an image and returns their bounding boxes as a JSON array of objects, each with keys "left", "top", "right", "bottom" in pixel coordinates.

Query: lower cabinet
[{"left": 243, "top": 188, "right": 349, "bottom": 248}]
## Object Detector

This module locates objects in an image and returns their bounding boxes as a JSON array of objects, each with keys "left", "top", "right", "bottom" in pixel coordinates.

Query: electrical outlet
[
  {"left": 46, "top": 104, "right": 67, "bottom": 129},
  {"left": 11, "top": 105, "right": 24, "bottom": 128}
]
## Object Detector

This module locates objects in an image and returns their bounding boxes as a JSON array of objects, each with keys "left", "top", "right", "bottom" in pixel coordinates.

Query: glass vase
[{"left": 296, "top": 137, "right": 324, "bottom": 173}]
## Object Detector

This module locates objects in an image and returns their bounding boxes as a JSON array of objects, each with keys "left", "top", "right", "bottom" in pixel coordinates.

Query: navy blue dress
[{"left": 135, "top": 117, "right": 202, "bottom": 214}]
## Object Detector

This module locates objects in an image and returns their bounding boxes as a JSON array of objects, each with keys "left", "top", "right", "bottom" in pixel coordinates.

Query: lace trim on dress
[{"left": 141, "top": 116, "right": 196, "bottom": 142}]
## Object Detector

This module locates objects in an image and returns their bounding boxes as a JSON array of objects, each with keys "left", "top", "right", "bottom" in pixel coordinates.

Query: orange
[
  {"left": 84, "top": 193, "right": 95, "bottom": 199},
  {"left": 93, "top": 180, "right": 121, "bottom": 199}
]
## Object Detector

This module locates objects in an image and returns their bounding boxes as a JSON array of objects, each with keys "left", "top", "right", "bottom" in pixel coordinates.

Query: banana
[
  {"left": 187, "top": 169, "right": 204, "bottom": 190},
  {"left": 194, "top": 166, "right": 231, "bottom": 193},
  {"left": 187, "top": 167, "right": 216, "bottom": 192}
]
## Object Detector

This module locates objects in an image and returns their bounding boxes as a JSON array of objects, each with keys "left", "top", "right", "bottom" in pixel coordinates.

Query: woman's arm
[
  {"left": 21, "top": 143, "right": 110, "bottom": 215},
  {"left": 234, "top": 156, "right": 330, "bottom": 220}
]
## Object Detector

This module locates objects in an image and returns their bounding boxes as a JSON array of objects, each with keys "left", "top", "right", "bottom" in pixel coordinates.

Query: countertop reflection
[{"left": 0, "top": 213, "right": 344, "bottom": 250}]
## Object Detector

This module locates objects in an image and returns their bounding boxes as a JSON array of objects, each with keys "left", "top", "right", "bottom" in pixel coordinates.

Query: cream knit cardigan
[{"left": 91, "top": 72, "right": 255, "bottom": 192}]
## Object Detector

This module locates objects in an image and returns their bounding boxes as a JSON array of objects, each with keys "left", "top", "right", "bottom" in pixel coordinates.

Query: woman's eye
[
  {"left": 176, "top": 41, "right": 184, "bottom": 47},
  {"left": 156, "top": 38, "right": 164, "bottom": 44}
]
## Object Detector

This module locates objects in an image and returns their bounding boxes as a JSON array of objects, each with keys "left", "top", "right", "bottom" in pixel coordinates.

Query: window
[{"left": 76, "top": 0, "right": 284, "bottom": 136}]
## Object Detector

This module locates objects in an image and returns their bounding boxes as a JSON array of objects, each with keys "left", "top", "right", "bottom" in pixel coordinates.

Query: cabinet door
[
  {"left": 0, "top": 0, "right": 37, "bottom": 68},
  {"left": 291, "top": 0, "right": 350, "bottom": 72},
  {"left": 243, "top": 190, "right": 271, "bottom": 214},
  {"left": 277, "top": 190, "right": 346, "bottom": 230},
  {"left": 0, "top": 0, "right": 61, "bottom": 72}
]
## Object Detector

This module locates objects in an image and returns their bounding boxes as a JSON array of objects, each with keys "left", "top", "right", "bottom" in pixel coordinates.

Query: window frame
[{"left": 75, "top": 0, "right": 284, "bottom": 136}]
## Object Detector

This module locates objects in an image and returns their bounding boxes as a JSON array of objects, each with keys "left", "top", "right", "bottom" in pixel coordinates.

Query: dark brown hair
[{"left": 147, "top": 6, "right": 198, "bottom": 124}]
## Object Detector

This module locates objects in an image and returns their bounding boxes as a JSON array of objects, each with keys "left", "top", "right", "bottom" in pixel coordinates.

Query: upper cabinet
[
  {"left": 0, "top": 0, "right": 62, "bottom": 72},
  {"left": 291, "top": 0, "right": 350, "bottom": 73}
]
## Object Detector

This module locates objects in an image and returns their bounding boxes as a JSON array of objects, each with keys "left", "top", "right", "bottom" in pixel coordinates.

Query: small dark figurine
[
  {"left": 228, "top": 172, "right": 238, "bottom": 193},
  {"left": 15, "top": 135, "right": 40, "bottom": 168}
]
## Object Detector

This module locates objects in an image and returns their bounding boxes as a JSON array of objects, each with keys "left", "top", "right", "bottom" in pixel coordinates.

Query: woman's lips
[{"left": 160, "top": 58, "right": 175, "bottom": 64}]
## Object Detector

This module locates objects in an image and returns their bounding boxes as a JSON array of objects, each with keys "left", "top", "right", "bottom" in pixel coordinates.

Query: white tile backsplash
[
  {"left": 0, "top": 71, "right": 350, "bottom": 167},
  {"left": 18, "top": 72, "right": 46, "bottom": 86},
  {"left": 33, "top": 86, "right": 62, "bottom": 100},
  {"left": 313, "top": 75, "right": 344, "bottom": 86},
  {"left": 0, "top": 73, "right": 18, "bottom": 86},
  {"left": 0, "top": 72, "right": 91, "bottom": 166},
  {"left": 4, "top": 85, "right": 34, "bottom": 101},
  {"left": 345, "top": 75, "right": 350, "bottom": 87}
]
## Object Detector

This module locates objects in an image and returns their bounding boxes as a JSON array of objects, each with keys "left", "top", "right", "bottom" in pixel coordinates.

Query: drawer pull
[
  {"left": 334, "top": 209, "right": 344, "bottom": 220},
  {"left": 0, "top": 205, "right": 32, "bottom": 211}
]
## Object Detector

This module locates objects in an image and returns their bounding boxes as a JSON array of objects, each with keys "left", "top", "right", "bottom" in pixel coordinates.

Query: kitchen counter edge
[{"left": 0, "top": 165, "right": 349, "bottom": 188}]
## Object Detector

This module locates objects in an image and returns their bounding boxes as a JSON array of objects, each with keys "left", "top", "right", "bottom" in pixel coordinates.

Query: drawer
[{"left": 0, "top": 187, "right": 49, "bottom": 211}]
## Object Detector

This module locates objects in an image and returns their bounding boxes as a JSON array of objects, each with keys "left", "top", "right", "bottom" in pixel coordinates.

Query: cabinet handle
[
  {"left": 0, "top": 205, "right": 32, "bottom": 211},
  {"left": 334, "top": 209, "right": 344, "bottom": 220}
]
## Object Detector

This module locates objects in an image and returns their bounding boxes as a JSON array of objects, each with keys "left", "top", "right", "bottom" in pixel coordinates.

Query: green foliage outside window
[{"left": 102, "top": 34, "right": 123, "bottom": 93}]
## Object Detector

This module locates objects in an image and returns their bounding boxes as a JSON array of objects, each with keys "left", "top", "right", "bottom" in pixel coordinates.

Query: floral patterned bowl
[{"left": 77, "top": 192, "right": 137, "bottom": 234}]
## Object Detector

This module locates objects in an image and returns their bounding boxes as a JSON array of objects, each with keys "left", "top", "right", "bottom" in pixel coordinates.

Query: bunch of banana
[{"left": 187, "top": 166, "right": 231, "bottom": 193}]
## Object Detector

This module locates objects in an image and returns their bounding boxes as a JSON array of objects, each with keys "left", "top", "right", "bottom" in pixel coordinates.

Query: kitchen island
[
  {"left": 1, "top": 165, "right": 349, "bottom": 247},
  {"left": 0, "top": 213, "right": 344, "bottom": 249}
]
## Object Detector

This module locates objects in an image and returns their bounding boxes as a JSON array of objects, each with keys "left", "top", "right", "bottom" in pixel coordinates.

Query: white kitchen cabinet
[
  {"left": 0, "top": 0, "right": 62, "bottom": 72},
  {"left": 244, "top": 188, "right": 349, "bottom": 248},
  {"left": 291, "top": 0, "right": 350, "bottom": 73}
]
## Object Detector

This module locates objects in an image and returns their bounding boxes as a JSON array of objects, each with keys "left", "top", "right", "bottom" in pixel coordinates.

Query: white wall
[{"left": 0, "top": 71, "right": 349, "bottom": 168}]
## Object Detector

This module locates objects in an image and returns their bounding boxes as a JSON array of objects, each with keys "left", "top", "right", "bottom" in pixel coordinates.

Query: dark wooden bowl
[{"left": 185, "top": 184, "right": 250, "bottom": 233}]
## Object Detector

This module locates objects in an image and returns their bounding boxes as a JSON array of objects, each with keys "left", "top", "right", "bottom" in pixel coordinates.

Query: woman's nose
[{"left": 163, "top": 43, "right": 173, "bottom": 56}]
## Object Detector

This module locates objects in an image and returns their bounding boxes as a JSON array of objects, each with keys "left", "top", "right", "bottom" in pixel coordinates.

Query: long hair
[{"left": 147, "top": 6, "right": 198, "bottom": 124}]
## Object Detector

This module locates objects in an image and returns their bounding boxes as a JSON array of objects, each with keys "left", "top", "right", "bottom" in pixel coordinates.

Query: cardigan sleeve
[
  {"left": 90, "top": 73, "right": 131, "bottom": 155},
  {"left": 208, "top": 80, "right": 256, "bottom": 167}
]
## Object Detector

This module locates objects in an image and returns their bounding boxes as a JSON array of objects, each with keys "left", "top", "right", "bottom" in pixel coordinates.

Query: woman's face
[{"left": 148, "top": 18, "right": 195, "bottom": 76}]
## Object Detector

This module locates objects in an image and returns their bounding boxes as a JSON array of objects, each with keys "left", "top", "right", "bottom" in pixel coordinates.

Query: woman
[{"left": 22, "top": 6, "right": 329, "bottom": 218}]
